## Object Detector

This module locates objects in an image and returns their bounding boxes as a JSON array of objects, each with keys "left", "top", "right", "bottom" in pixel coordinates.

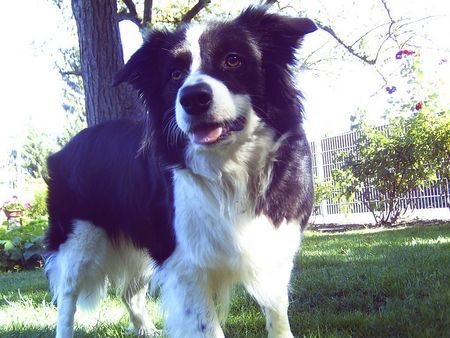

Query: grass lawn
[{"left": 0, "top": 223, "right": 449, "bottom": 337}]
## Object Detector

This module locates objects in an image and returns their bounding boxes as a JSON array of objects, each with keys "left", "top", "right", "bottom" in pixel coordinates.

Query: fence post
[{"left": 314, "top": 137, "right": 328, "bottom": 217}]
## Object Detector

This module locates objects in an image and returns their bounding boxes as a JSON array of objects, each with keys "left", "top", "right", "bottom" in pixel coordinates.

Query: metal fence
[{"left": 310, "top": 130, "right": 449, "bottom": 216}]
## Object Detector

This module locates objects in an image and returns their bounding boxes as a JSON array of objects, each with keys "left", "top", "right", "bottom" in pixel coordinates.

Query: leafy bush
[
  {"left": 331, "top": 50, "right": 450, "bottom": 225},
  {"left": 0, "top": 219, "right": 47, "bottom": 272},
  {"left": 25, "top": 189, "right": 48, "bottom": 219},
  {"left": 313, "top": 177, "right": 333, "bottom": 215},
  {"left": 334, "top": 108, "right": 448, "bottom": 225}
]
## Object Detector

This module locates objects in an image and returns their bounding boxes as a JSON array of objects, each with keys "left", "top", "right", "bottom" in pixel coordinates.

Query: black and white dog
[{"left": 45, "top": 7, "right": 316, "bottom": 338}]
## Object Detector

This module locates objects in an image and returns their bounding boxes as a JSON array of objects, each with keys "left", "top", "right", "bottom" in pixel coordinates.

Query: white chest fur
[
  {"left": 172, "top": 169, "right": 302, "bottom": 273},
  {"left": 164, "top": 138, "right": 303, "bottom": 337}
]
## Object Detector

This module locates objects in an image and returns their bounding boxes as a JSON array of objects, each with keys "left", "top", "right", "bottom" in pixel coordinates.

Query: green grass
[{"left": 1, "top": 223, "right": 449, "bottom": 337}]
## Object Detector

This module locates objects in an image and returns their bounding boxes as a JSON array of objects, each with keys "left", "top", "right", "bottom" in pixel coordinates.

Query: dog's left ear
[
  {"left": 113, "top": 30, "right": 167, "bottom": 88},
  {"left": 113, "top": 46, "right": 147, "bottom": 87},
  {"left": 237, "top": 7, "right": 317, "bottom": 65}
]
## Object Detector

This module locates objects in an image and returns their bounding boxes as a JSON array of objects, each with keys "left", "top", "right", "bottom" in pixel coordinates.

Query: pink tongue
[{"left": 193, "top": 126, "right": 223, "bottom": 145}]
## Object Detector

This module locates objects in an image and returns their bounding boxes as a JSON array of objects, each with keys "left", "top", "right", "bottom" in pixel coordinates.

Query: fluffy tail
[{"left": 45, "top": 250, "right": 108, "bottom": 311}]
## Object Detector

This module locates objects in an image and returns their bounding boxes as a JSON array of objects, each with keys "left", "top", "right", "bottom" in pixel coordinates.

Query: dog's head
[{"left": 115, "top": 7, "right": 316, "bottom": 165}]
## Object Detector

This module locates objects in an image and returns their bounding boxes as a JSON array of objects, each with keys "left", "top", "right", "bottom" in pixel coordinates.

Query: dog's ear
[
  {"left": 236, "top": 7, "right": 316, "bottom": 65},
  {"left": 113, "top": 30, "right": 167, "bottom": 88}
]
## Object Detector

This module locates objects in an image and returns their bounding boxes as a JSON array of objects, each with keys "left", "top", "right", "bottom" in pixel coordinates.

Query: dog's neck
[{"left": 180, "top": 119, "right": 283, "bottom": 219}]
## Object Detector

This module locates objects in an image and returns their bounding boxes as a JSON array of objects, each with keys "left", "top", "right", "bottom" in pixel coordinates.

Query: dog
[{"left": 44, "top": 7, "right": 316, "bottom": 338}]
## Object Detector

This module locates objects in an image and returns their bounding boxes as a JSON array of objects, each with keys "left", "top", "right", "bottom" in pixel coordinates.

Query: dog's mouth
[{"left": 190, "top": 117, "right": 247, "bottom": 145}]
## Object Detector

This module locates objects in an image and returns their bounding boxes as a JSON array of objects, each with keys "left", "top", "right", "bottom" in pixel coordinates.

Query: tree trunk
[{"left": 72, "top": 0, "right": 143, "bottom": 126}]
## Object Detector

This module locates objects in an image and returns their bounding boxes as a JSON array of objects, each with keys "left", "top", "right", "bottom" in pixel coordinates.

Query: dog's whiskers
[{"left": 163, "top": 109, "right": 184, "bottom": 147}]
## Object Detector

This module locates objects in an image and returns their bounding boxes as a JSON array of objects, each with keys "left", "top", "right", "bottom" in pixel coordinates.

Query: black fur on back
[{"left": 45, "top": 120, "right": 175, "bottom": 264}]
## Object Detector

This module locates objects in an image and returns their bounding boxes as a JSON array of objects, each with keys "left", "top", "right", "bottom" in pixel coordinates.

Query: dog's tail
[
  {"left": 45, "top": 250, "right": 108, "bottom": 311},
  {"left": 215, "top": 285, "right": 233, "bottom": 324}
]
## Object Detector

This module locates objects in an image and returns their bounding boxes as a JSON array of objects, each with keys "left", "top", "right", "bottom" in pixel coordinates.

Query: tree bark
[{"left": 72, "top": 0, "right": 143, "bottom": 126}]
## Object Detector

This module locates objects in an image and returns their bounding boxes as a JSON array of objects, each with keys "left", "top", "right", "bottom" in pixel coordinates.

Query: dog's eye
[
  {"left": 224, "top": 54, "right": 242, "bottom": 68},
  {"left": 171, "top": 69, "right": 183, "bottom": 81}
]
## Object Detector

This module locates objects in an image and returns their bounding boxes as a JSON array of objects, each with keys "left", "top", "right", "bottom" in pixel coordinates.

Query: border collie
[{"left": 45, "top": 7, "right": 316, "bottom": 338}]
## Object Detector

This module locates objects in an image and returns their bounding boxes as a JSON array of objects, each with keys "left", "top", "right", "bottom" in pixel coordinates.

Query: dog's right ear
[
  {"left": 113, "top": 30, "right": 167, "bottom": 88},
  {"left": 236, "top": 7, "right": 316, "bottom": 67}
]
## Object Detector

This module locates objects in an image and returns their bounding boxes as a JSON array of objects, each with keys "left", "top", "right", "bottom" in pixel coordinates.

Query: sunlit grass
[
  {"left": 1, "top": 223, "right": 449, "bottom": 337},
  {"left": 0, "top": 271, "right": 162, "bottom": 337}
]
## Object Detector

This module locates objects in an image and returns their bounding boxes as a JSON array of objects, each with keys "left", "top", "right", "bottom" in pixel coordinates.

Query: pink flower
[
  {"left": 415, "top": 101, "right": 423, "bottom": 110},
  {"left": 395, "top": 49, "right": 415, "bottom": 60}
]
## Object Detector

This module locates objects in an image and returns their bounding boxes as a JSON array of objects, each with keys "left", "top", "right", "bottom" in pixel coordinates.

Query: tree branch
[
  {"left": 118, "top": 0, "right": 143, "bottom": 29},
  {"left": 316, "top": 21, "right": 376, "bottom": 65},
  {"left": 380, "top": 0, "right": 394, "bottom": 23},
  {"left": 60, "top": 70, "right": 82, "bottom": 77},
  {"left": 122, "top": 0, "right": 138, "bottom": 18},
  {"left": 181, "top": 0, "right": 211, "bottom": 23},
  {"left": 350, "top": 22, "right": 388, "bottom": 49},
  {"left": 370, "top": 68, "right": 389, "bottom": 97},
  {"left": 117, "top": 10, "right": 142, "bottom": 28},
  {"left": 313, "top": 0, "right": 434, "bottom": 71},
  {"left": 395, "top": 15, "right": 438, "bottom": 32},
  {"left": 143, "top": 0, "right": 153, "bottom": 27}
]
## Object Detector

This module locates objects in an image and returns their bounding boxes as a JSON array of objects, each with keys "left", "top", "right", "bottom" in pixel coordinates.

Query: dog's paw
[{"left": 128, "top": 323, "right": 162, "bottom": 337}]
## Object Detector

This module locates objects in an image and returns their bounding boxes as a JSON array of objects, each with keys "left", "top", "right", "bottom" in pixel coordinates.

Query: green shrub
[
  {"left": 25, "top": 189, "right": 48, "bottom": 219},
  {"left": 314, "top": 177, "right": 333, "bottom": 206},
  {"left": 332, "top": 53, "right": 450, "bottom": 225},
  {"left": 0, "top": 219, "right": 47, "bottom": 272},
  {"left": 313, "top": 177, "right": 333, "bottom": 215},
  {"left": 333, "top": 109, "right": 448, "bottom": 225}
]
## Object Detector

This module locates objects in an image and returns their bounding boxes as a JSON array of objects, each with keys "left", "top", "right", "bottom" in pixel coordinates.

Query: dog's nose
[{"left": 179, "top": 83, "right": 213, "bottom": 115}]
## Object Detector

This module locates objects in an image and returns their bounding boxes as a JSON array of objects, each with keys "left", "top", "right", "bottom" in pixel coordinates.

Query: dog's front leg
[
  {"left": 160, "top": 263, "right": 224, "bottom": 338},
  {"left": 263, "top": 299, "right": 294, "bottom": 338},
  {"left": 55, "top": 287, "right": 79, "bottom": 338}
]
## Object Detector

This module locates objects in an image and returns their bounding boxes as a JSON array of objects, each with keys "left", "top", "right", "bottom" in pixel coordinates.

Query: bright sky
[
  {"left": 0, "top": 0, "right": 449, "bottom": 168},
  {"left": 0, "top": 1, "right": 71, "bottom": 160}
]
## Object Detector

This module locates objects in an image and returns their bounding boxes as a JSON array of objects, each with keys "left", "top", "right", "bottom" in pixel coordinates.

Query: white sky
[
  {"left": 0, "top": 0, "right": 449, "bottom": 166},
  {"left": 299, "top": 0, "right": 450, "bottom": 139}
]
